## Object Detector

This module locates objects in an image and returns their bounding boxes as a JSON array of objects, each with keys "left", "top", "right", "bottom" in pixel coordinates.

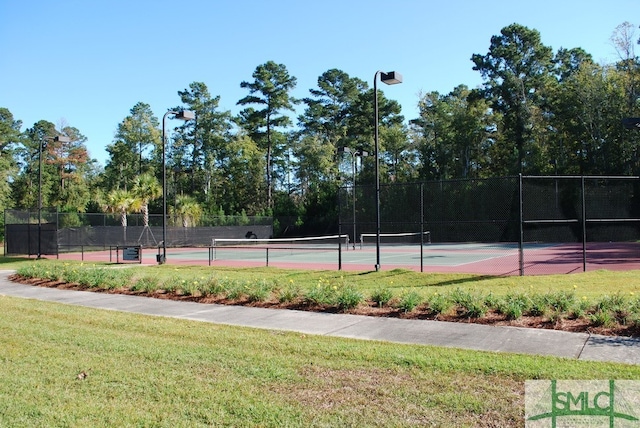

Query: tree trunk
[{"left": 142, "top": 204, "right": 149, "bottom": 227}]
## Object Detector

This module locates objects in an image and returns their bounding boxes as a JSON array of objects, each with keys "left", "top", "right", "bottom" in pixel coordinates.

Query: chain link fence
[
  {"left": 339, "top": 175, "right": 640, "bottom": 275},
  {"left": 4, "top": 211, "right": 273, "bottom": 256},
  {"left": 5, "top": 176, "right": 639, "bottom": 275}
]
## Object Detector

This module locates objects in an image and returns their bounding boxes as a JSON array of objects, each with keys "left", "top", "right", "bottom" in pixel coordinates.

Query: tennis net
[
  {"left": 359, "top": 231, "right": 431, "bottom": 249},
  {"left": 211, "top": 234, "right": 350, "bottom": 265},
  {"left": 212, "top": 234, "right": 349, "bottom": 249}
]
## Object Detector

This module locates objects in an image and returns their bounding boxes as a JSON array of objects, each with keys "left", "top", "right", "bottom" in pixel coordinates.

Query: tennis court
[{"left": 53, "top": 235, "right": 640, "bottom": 275}]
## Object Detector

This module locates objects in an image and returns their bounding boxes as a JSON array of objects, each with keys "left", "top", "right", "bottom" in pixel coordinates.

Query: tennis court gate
[{"left": 338, "top": 175, "right": 640, "bottom": 275}]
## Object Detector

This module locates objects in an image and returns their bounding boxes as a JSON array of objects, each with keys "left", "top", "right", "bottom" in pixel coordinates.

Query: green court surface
[{"left": 55, "top": 241, "right": 640, "bottom": 275}]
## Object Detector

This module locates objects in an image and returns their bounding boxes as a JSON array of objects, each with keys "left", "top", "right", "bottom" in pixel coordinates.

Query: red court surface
[{"left": 46, "top": 242, "right": 640, "bottom": 276}]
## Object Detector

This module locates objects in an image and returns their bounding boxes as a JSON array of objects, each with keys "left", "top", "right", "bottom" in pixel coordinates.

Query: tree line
[{"left": 1, "top": 23, "right": 639, "bottom": 238}]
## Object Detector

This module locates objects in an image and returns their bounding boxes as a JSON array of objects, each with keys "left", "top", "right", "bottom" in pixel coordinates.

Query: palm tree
[
  {"left": 103, "top": 189, "right": 142, "bottom": 244},
  {"left": 103, "top": 189, "right": 139, "bottom": 227},
  {"left": 175, "top": 195, "right": 203, "bottom": 227},
  {"left": 131, "top": 173, "right": 162, "bottom": 227}
]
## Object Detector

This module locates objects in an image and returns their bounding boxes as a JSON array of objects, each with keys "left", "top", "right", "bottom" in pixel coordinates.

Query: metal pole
[
  {"left": 160, "top": 112, "right": 170, "bottom": 264},
  {"left": 374, "top": 71, "right": 381, "bottom": 272},
  {"left": 38, "top": 138, "right": 43, "bottom": 258},
  {"left": 338, "top": 189, "right": 342, "bottom": 270},
  {"left": 352, "top": 153, "right": 356, "bottom": 250},
  {"left": 420, "top": 183, "right": 424, "bottom": 273},
  {"left": 519, "top": 174, "right": 524, "bottom": 276},
  {"left": 158, "top": 109, "right": 195, "bottom": 264},
  {"left": 372, "top": 70, "right": 401, "bottom": 270},
  {"left": 581, "top": 176, "right": 587, "bottom": 272}
]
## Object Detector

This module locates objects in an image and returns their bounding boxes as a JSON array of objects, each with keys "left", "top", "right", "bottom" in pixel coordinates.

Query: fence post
[
  {"left": 420, "top": 183, "right": 424, "bottom": 273},
  {"left": 338, "top": 188, "right": 342, "bottom": 270},
  {"left": 581, "top": 176, "right": 587, "bottom": 271},
  {"left": 519, "top": 174, "right": 524, "bottom": 276}
]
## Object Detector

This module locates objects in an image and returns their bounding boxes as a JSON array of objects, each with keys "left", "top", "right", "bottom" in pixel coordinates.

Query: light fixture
[
  {"left": 159, "top": 110, "right": 195, "bottom": 264},
  {"left": 374, "top": 70, "right": 402, "bottom": 271}
]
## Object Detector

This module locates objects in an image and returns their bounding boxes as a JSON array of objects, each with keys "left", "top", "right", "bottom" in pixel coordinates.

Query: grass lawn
[
  {"left": 2, "top": 256, "right": 640, "bottom": 426},
  {"left": 1, "top": 294, "right": 639, "bottom": 427}
]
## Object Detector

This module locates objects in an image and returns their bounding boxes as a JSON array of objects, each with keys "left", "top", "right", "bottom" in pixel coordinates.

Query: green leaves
[{"left": 238, "top": 61, "right": 298, "bottom": 208}]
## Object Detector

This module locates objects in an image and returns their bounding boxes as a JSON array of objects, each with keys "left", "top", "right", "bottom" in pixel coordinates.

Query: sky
[{"left": 1, "top": 0, "right": 637, "bottom": 166}]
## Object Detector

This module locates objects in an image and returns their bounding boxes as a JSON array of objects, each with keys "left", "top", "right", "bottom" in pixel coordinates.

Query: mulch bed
[{"left": 9, "top": 274, "right": 639, "bottom": 337}]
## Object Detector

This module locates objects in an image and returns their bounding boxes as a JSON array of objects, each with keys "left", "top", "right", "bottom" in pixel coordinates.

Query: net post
[{"left": 338, "top": 234, "right": 342, "bottom": 270}]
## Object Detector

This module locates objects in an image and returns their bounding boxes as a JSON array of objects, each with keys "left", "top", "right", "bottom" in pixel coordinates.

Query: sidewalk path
[{"left": 1, "top": 270, "right": 639, "bottom": 365}]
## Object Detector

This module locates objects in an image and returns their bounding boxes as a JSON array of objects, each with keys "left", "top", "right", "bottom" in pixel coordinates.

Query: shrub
[
  {"left": 104, "top": 269, "right": 132, "bottom": 289},
  {"left": 449, "top": 288, "right": 473, "bottom": 307},
  {"left": 501, "top": 300, "right": 524, "bottom": 320},
  {"left": 304, "top": 280, "right": 338, "bottom": 306},
  {"left": 450, "top": 288, "right": 487, "bottom": 318},
  {"left": 630, "top": 315, "right": 640, "bottom": 331},
  {"left": 336, "top": 285, "right": 364, "bottom": 311},
  {"left": 161, "top": 276, "right": 180, "bottom": 293},
  {"left": 462, "top": 299, "right": 488, "bottom": 319},
  {"left": 246, "top": 280, "right": 273, "bottom": 303},
  {"left": 547, "top": 309, "right": 565, "bottom": 324},
  {"left": 484, "top": 292, "right": 500, "bottom": 309},
  {"left": 496, "top": 294, "right": 530, "bottom": 320},
  {"left": 180, "top": 279, "right": 204, "bottom": 296},
  {"left": 61, "top": 265, "right": 82, "bottom": 284},
  {"left": 201, "top": 275, "right": 225, "bottom": 297},
  {"left": 594, "top": 294, "right": 627, "bottom": 313},
  {"left": 370, "top": 287, "right": 394, "bottom": 307},
  {"left": 545, "top": 291, "right": 575, "bottom": 313},
  {"left": 77, "top": 268, "right": 116, "bottom": 289},
  {"left": 397, "top": 290, "right": 422, "bottom": 313},
  {"left": 278, "top": 281, "right": 301, "bottom": 303},
  {"left": 428, "top": 293, "right": 453, "bottom": 316},
  {"left": 131, "top": 276, "right": 160, "bottom": 293},
  {"left": 225, "top": 280, "right": 246, "bottom": 300},
  {"left": 569, "top": 298, "right": 591, "bottom": 319},
  {"left": 15, "top": 264, "right": 41, "bottom": 279},
  {"left": 590, "top": 310, "right": 615, "bottom": 328},
  {"left": 44, "top": 265, "right": 65, "bottom": 282},
  {"left": 594, "top": 294, "right": 631, "bottom": 325},
  {"left": 20, "top": 263, "right": 65, "bottom": 282},
  {"left": 528, "top": 294, "right": 548, "bottom": 317}
]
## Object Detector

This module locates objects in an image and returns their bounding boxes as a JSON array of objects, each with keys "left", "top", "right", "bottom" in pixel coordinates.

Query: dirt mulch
[{"left": 9, "top": 274, "right": 639, "bottom": 337}]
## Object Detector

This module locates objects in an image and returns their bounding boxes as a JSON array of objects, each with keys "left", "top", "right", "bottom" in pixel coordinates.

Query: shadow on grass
[
  {"left": 428, "top": 275, "right": 500, "bottom": 287},
  {"left": 0, "top": 256, "right": 34, "bottom": 264},
  {"left": 357, "top": 268, "right": 500, "bottom": 287}
]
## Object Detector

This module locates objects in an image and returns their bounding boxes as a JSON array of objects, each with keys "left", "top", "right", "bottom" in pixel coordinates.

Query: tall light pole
[
  {"left": 373, "top": 70, "right": 402, "bottom": 271},
  {"left": 38, "top": 134, "right": 70, "bottom": 258},
  {"left": 159, "top": 110, "right": 195, "bottom": 264}
]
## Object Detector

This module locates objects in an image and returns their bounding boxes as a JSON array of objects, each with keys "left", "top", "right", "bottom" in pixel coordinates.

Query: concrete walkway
[{"left": 1, "top": 270, "right": 639, "bottom": 365}]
